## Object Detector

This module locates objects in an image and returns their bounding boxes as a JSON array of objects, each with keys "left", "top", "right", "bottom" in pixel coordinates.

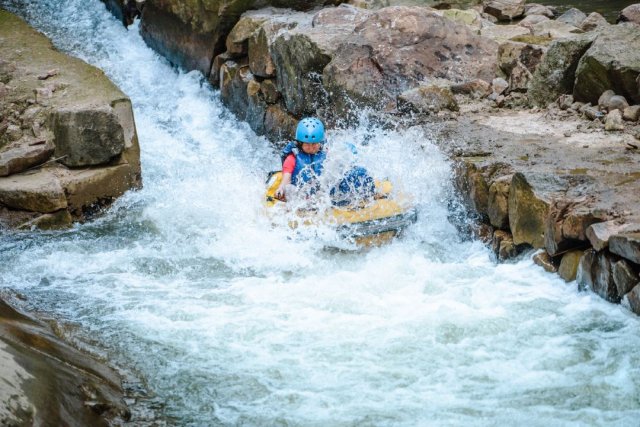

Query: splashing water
[{"left": 1, "top": 1, "right": 640, "bottom": 425}]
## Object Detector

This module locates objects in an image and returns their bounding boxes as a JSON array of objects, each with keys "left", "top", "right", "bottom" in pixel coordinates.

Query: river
[{"left": 1, "top": 1, "right": 639, "bottom": 425}]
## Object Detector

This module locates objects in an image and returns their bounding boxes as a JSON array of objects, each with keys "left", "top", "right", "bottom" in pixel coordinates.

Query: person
[
  {"left": 274, "top": 117, "right": 327, "bottom": 201},
  {"left": 274, "top": 117, "right": 376, "bottom": 205}
]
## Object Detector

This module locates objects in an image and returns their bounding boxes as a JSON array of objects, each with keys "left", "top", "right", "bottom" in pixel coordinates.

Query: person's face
[{"left": 301, "top": 142, "right": 321, "bottom": 154}]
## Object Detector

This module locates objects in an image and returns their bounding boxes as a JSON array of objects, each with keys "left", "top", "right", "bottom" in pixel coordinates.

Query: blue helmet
[{"left": 295, "top": 117, "right": 325, "bottom": 144}]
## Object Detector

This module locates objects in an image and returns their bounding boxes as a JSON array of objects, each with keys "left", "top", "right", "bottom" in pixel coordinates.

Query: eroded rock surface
[{"left": 0, "top": 10, "right": 141, "bottom": 229}]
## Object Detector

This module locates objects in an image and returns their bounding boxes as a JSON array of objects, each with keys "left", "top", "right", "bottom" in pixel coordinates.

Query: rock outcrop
[
  {"left": 0, "top": 294, "right": 130, "bottom": 425},
  {"left": 0, "top": 10, "right": 141, "bottom": 230}
]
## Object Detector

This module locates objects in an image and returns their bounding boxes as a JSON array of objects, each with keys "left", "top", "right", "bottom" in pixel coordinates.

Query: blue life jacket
[{"left": 281, "top": 141, "right": 326, "bottom": 186}]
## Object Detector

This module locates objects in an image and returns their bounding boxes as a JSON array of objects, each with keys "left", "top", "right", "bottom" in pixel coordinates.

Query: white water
[{"left": 1, "top": 1, "right": 640, "bottom": 425}]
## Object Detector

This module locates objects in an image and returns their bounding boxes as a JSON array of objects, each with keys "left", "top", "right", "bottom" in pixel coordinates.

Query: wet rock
[
  {"left": 580, "top": 12, "right": 608, "bottom": 32},
  {"left": 18, "top": 209, "right": 73, "bottom": 230},
  {"left": 531, "top": 20, "right": 583, "bottom": 39},
  {"left": 483, "top": 0, "right": 525, "bottom": 21},
  {"left": 508, "top": 173, "right": 550, "bottom": 248},
  {"left": 260, "top": 79, "right": 280, "bottom": 104},
  {"left": 264, "top": 104, "right": 297, "bottom": 142},
  {"left": 558, "top": 249, "right": 583, "bottom": 282},
  {"left": 528, "top": 33, "right": 595, "bottom": 107},
  {"left": 492, "top": 229, "right": 519, "bottom": 260},
  {"left": 0, "top": 168, "right": 67, "bottom": 212},
  {"left": 618, "top": 4, "right": 640, "bottom": 26},
  {"left": 523, "top": 3, "right": 554, "bottom": 18},
  {"left": 609, "top": 232, "right": 640, "bottom": 264},
  {"left": 397, "top": 85, "right": 459, "bottom": 114},
  {"left": 544, "top": 201, "right": 600, "bottom": 256},
  {"left": 246, "top": 80, "right": 267, "bottom": 135},
  {"left": 574, "top": 24, "right": 640, "bottom": 105},
  {"left": 533, "top": 251, "right": 558, "bottom": 273},
  {"left": 606, "top": 95, "right": 630, "bottom": 112},
  {"left": 454, "top": 162, "right": 491, "bottom": 219},
  {"left": 586, "top": 221, "right": 640, "bottom": 251},
  {"left": 556, "top": 8, "right": 587, "bottom": 28},
  {"left": 220, "top": 59, "right": 251, "bottom": 120},
  {"left": 226, "top": 13, "right": 269, "bottom": 57},
  {"left": 577, "top": 249, "right": 620, "bottom": 303},
  {"left": 51, "top": 107, "right": 125, "bottom": 167},
  {"left": 487, "top": 174, "right": 511, "bottom": 229},
  {"left": 248, "top": 16, "right": 299, "bottom": 78},
  {"left": 605, "top": 110, "right": 625, "bottom": 131},
  {"left": 624, "top": 285, "right": 640, "bottom": 315},
  {"left": 450, "top": 79, "right": 492, "bottom": 98},
  {"left": 623, "top": 105, "right": 640, "bottom": 121},
  {"left": 519, "top": 14, "right": 549, "bottom": 30},
  {"left": 613, "top": 259, "right": 639, "bottom": 297}
]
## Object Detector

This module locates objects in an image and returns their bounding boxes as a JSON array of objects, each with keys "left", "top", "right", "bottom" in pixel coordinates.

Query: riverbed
[{"left": 1, "top": 1, "right": 640, "bottom": 425}]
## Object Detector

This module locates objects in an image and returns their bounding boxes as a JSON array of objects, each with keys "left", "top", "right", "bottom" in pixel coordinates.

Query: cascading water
[{"left": 1, "top": 1, "right": 639, "bottom": 425}]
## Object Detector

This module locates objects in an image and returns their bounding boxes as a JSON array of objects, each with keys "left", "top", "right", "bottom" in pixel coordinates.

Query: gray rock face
[
  {"left": 577, "top": 249, "right": 621, "bottom": 303},
  {"left": 609, "top": 232, "right": 640, "bottom": 264},
  {"left": 580, "top": 12, "right": 608, "bottom": 32},
  {"left": 618, "top": 4, "right": 640, "bottom": 26},
  {"left": 523, "top": 3, "right": 554, "bottom": 18},
  {"left": 625, "top": 285, "right": 640, "bottom": 315},
  {"left": 574, "top": 24, "right": 640, "bottom": 105},
  {"left": 613, "top": 259, "right": 639, "bottom": 297},
  {"left": 51, "top": 107, "right": 125, "bottom": 167},
  {"left": 556, "top": 8, "right": 587, "bottom": 28},
  {"left": 528, "top": 33, "right": 595, "bottom": 107},
  {"left": 483, "top": 0, "right": 525, "bottom": 21}
]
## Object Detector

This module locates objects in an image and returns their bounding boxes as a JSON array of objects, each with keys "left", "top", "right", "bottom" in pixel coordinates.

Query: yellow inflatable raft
[{"left": 264, "top": 171, "right": 417, "bottom": 246}]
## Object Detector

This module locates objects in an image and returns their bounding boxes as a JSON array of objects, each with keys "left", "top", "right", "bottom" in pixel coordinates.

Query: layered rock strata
[{"left": 0, "top": 9, "right": 141, "bottom": 230}]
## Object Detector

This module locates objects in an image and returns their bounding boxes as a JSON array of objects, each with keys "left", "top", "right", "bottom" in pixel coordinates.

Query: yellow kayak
[{"left": 264, "top": 171, "right": 417, "bottom": 246}]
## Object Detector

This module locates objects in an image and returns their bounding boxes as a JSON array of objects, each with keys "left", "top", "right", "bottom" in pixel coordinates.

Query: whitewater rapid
[{"left": 1, "top": 1, "right": 639, "bottom": 425}]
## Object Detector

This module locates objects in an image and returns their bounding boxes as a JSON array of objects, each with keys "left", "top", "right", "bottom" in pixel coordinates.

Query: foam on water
[{"left": 1, "top": 1, "right": 640, "bottom": 425}]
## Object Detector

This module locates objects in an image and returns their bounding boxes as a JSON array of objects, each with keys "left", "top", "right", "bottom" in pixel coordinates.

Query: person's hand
[{"left": 274, "top": 185, "right": 286, "bottom": 201}]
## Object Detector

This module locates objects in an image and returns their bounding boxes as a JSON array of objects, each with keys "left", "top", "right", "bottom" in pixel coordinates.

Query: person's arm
[{"left": 275, "top": 154, "right": 295, "bottom": 200}]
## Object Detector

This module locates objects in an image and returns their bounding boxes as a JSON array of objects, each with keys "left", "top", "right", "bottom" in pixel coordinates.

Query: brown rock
[
  {"left": 492, "top": 229, "right": 519, "bottom": 260},
  {"left": 264, "top": 104, "right": 297, "bottom": 142},
  {"left": 625, "top": 285, "right": 640, "bottom": 315},
  {"left": 577, "top": 249, "right": 620, "bottom": 303},
  {"left": 558, "top": 250, "right": 583, "bottom": 282},
  {"left": 580, "top": 12, "right": 608, "bottom": 32},
  {"left": 487, "top": 174, "right": 510, "bottom": 229},
  {"left": 260, "top": 79, "right": 280, "bottom": 104},
  {"left": 508, "top": 172, "right": 549, "bottom": 248},
  {"left": 613, "top": 259, "right": 639, "bottom": 297},
  {"left": 518, "top": 14, "right": 549, "bottom": 30},
  {"left": 598, "top": 89, "right": 615, "bottom": 109},
  {"left": 225, "top": 13, "right": 269, "bottom": 57},
  {"left": 209, "top": 52, "right": 232, "bottom": 87},
  {"left": 533, "top": 251, "right": 558, "bottom": 273},
  {"left": 524, "top": 3, "right": 554, "bottom": 18},
  {"left": 498, "top": 41, "right": 546, "bottom": 92},
  {"left": 18, "top": 209, "right": 73, "bottom": 230},
  {"left": 623, "top": 105, "right": 640, "bottom": 121},
  {"left": 586, "top": 221, "right": 640, "bottom": 251},
  {"left": 484, "top": 0, "right": 526, "bottom": 21},
  {"left": 0, "top": 168, "right": 67, "bottom": 212},
  {"left": 609, "top": 232, "right": 640, "bottom": 264},
  {"left": 455, "top": 162, "right": 489, "bottom": 218},
  {"left": 544, "top": 201, "right": 599, "bottom": 256}
]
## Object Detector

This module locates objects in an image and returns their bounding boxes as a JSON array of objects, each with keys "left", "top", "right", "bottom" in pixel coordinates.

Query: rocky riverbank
[
  {"left": 0, "top": 9, "right": 141, "bottom": 230},
  {"left": 101, "top": 0, "right": 640, "bottom": 314}
]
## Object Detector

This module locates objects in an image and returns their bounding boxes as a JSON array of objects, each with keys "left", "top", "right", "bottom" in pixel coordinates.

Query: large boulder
[
  {"left": 140, "top": 0, "right": 346, "bottom": 76},
  {"left": 0, "top": 10, "right": 141, "bottom": 228},
  {"left": 573, "top": 24, "right": 640, "bottom": 105},
  {"left": 323, "top": 6, "right": 498, "bottom": 116},
  {"left": 617, "top": 4, "right": 640, "bottom": 26},
  {"left": 528, "top": 33, "right": 595, "bottom": 107},
  {"left": 609, "top": 232, "right": 640, "bottom": 264},
  {"left": 577, "top": 249, "right": 621, "bottom": 303},
  {"left": 508, "top": 173, "right": 550, "bottom": 248}
]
